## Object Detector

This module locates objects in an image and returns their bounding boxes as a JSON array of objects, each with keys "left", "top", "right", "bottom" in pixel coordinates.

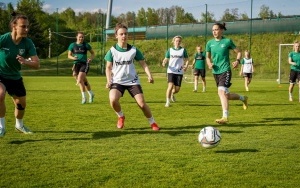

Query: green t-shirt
[
  {"left": 289, "top": 51, "right": 300, "bottom": 71},
  {"left": 68, "top": 42, "right": 92, "bottom": 64},
  {"left": 206, "top": 37, "right": 236, "bottom": 74},
  {"left": 194, "top": 51, "right": 206, "bottom": 69},
  {"left": 0, "top": 32, "right": 37, "bottom": 79}
]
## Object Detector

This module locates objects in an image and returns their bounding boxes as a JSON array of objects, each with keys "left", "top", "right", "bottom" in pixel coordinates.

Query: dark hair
[
  {"left": 114, "top": 23, "right": 128, "bottom": 34},
  {"left": 9, "top": 11, "right": 28, "bottom": 30},
  {"left": 214, "top": 22, "right": 227, "bottom": 31}
]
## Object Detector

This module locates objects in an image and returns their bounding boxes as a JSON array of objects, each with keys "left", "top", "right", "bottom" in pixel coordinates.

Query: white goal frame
[{"left": 278, "top": 43, "right": 293, "bottom": 84}]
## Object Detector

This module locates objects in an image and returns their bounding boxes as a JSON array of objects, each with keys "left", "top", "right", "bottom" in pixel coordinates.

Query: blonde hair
[{"left": 172, "top": 35, "right": 182, "bottom": 43}]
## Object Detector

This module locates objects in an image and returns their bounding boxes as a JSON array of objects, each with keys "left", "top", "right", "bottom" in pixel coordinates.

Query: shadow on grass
[
  {"left": 8, "top": 118, "right": 296, "bottom": 145},
  {"left": 215, "top": 149, "right": 259, "bottom": 153}
]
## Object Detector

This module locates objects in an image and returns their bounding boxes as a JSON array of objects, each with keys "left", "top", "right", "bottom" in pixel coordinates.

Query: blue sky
[{"left": 3, "top": 0, "right": 300, "bottom": 19}]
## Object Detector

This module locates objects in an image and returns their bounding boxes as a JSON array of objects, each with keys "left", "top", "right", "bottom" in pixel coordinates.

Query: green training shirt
[
  {"left": 206, "top": 37, "right": 236, "bottom": 74},
  {"left": 289, "top": 51, "right": 300, "bottom": 71},
  {"left": 0, "top": 32, "right": 37, "bottom": 80}
]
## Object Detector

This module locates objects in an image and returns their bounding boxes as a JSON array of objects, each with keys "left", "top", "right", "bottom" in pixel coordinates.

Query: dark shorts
[
  {"left": 193, "top": 68, "right": 206, "bottom": 78},
  {"left": 73, "top": 62, "right": 89, "bottom": 76},
  {"left": 110, "top": 83, "right": 143, "bottom": 97},
  {"left": 167, "top": 73, "right": 183, "bottom": 87},
  {"left": 242, "top": 73, "right": 252, "bottom": 78},
  {"left": 0, "top": 76, "right": 26, "bottom": 97},
  {"left": 289, "top": 70, "right": 300, "bottom": 83},
  {"left": 213, "top": 70, "right": 232, "bottom": 88}
]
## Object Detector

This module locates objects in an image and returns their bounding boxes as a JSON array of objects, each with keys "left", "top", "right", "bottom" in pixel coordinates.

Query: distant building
[{"left": 0, "top": 2, "right": 6, "bottom": 10}]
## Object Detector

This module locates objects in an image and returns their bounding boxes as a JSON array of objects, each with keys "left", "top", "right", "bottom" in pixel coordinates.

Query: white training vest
[
  {"left": 242, "top": 58, "right": 253, "bottom": 73},
  {"left": 110, "top": 46, "right": 140, "bottom": 85},
  {"left": 167, "top": 48, "right": 185, "bottom": 75}
]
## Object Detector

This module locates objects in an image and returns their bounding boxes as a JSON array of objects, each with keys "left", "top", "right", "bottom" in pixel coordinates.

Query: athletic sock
[
  {"left": 148, "top": 116, "right": 155, "bottom": 124},
  {"left": 116, "top": 111, "right": 124, "bottom": 117},
  {"left": 239, "top": 95, "right": 245, "bottom": 101},
  {"left": 222, "top": 110, "right": 229, "bottom": 118},
  {"left": 81, "top": 92, "right": 86, "bottom": 99},
  {"left": 0, "top": 117, "right": 5, "bottom": 129},
  {"left": 87, "top": 90, "right": 93, "bottom": 97},
  {"left": 15, "top": 118, "right": 23, "bottom": 128}
]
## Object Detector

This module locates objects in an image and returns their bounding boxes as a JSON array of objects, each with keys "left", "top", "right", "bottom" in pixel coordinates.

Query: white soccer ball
[{"left": 198, "top": 126, "right": 221, "bottom": 149}]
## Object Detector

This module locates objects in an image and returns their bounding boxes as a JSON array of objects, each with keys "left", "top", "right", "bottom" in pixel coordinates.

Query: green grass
[{"left": 1, "top": 75, "right": 300, "bottom": 187}]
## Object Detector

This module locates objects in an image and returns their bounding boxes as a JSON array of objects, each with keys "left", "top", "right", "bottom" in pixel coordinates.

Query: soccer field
[{"left": 0, "top": 76, "right": 299, "bottom": 187}]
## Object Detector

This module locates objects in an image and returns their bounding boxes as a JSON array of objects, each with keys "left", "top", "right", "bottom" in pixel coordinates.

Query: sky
[{"left": 3, "top": 0, "right": 300, "bottom": 20}]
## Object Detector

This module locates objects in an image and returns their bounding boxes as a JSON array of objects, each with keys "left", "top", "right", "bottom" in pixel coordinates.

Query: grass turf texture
[{"left": 0, "top": 75, "right": 300, "bottom": 187}]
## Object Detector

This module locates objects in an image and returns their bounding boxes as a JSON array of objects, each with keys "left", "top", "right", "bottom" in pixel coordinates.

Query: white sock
[
  {"left": 148, "top": 116, "right": 155, "bottom": 124},
  {"left": 166, "top": 98, "right": 170, "bottom": 103},
  {"left": 116, "top": 111, "right": 124, "bottom": 117},
  {"left": 87, "top": 90, "right": 93, "bottom": 97},
  {"left": 289, "top": 92, "right": 292, "bottom": 98},
  {"left": 222, "top": 110, "right": 229, "bottom": 118},
  {"left": 16, "top": 118, "right": 23, "bottom": 128},
  {"left": 81, "top": 92, "right": 86, "bottom": 99},
  {"left": 0, "top": 117, "right": 5, "bottom": 129}
]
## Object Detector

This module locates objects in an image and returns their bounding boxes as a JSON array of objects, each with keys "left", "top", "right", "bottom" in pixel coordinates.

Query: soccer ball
[{"left": 198, "top": 126, "right": 221, "bottom": 149}]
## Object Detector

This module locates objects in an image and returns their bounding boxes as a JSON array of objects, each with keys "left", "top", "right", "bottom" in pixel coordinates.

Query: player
[
  {"left": 288, "top": 41, "right": 300, "bottom": 102},
  {"left": 240, "top": 50, "right": 254, "bottom": 91},
  {"left": 0, "top": 12, "right": 40, "bottom": 137},
  {"left": 104, "top": 23, "right": 160, "bottom": 131},
  {"left": 162, "top": 35, "right": 189, "bottom": 107},
  {"left": 191, "top": 45, "right": 206, "bottom": 92},
  {"left": 206, "top": 22, "right": 248, "bottom": 124},
  {"left": 68, "top": 31, "right": 95, "bottom": 104}
]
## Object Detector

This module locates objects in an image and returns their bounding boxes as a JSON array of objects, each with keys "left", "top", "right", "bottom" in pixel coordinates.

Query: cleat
[
  {"left": 171, "top": 94, "right": 176, "bottom": 102},
  {"left": 15, "top": 125, "right": 33, "bottom": 134},
  {"left": 89, "top": 93, "right": 94, "bottom": 103},
  {"left": 151, "top": 123, "right": 160, "bottom": 131},
  {"left": 165, "top": 102, "right": 170, "bottom": 107},
  {"left": 289, "top": 97, "right": 293, "bottom": 102},
  {"left": 117, "top": 116, "right": 125, "bottom": 129},
  {"left": 0, "top": 127, "right": 6, "bottom": 137},
  {"left": 215, "top": 117, "right": 228, "bottom": 124},
  {"left": 193, "top": 90, "right": 198, "bottom": 93},
  {"left": 243, "top": 96, "right": 248, "bottom": 110},
  {"left": 82, "top": 98, "right": 86, "bottom": 104},
  {"left": 246, "top": 87, "right": 249, "bottom": 91}
]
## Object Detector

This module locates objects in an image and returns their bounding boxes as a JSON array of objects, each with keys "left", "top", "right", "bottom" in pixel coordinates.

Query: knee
[{"left": 16, "top": 103, "right": 26, "bottom": 110}]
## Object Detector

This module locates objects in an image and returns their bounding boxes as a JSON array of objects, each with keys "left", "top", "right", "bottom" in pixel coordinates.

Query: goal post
[{"left": 278, "top": 44, "right": 293, "bottom": 84}]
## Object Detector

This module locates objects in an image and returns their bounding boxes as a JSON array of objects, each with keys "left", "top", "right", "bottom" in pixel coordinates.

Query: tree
[
  {"left": 240, "top": 12, "right": 249, "bottom": 20},
  {"left": 200, "top": 11, "right": 215, "bottom": 23},
  {"left": 221, "top": 8, "right": 239, "bottom": 22},
  {"left": 258, "top": 5, "right": 270, "bottom": 19}
]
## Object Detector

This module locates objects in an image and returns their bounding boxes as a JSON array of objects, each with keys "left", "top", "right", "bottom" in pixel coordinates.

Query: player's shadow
[{"left": 215, "top": 149, "right": 259, "bottom": 153}]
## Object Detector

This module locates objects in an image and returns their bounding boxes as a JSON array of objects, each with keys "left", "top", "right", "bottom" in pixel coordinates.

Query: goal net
[{"left": 278, "top": 44, "right": 293, "bottom": 84}]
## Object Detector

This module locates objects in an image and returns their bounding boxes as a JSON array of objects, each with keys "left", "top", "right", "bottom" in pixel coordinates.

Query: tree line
[{"left": 0, "top": 0, "right": 295, "bottom": 58}]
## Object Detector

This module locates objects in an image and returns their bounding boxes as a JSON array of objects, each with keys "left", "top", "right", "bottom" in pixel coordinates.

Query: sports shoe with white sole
[
  {"left": 15, "top": 125, "right": 33, "bottom": 134},
  {"left": 151, "top": 123, "right": 160, "bottom": 131},
  {"left": 243, "top": 96, "right": 248, "bottom": 110},
  {"left": 215, "top": 117, "right": 228, "bottom": 124},
  {"left": 0, "top": 127, "right": 6, "bottom": 137},
  {"left": 165, "top": 102, "right": 170, "bottom": 107},
  {"left": 117, "top": 116, "right": 125, "bottom": 129}
]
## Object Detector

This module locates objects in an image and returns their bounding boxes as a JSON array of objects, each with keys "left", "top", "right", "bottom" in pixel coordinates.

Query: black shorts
[
  {"left": 213, "top": 70, "right": 232, "bottom": 88},
  {"left": 242, "top": 73, "right": 253, "bottom": 78},
  {"left": 73, "top": 62, "right": 89, "bottom": 76},
  {"left": 0, "top": 76, "right": 26, "bottom": 97},
  {"left": 289, "top": 70, "right": 300, "bottom": 83},
  {"left": 110, "top": 83, "right": 143, "bottom": 97},
  {"left": 167, "top": 73, "right": 183, "bottom": 87},
  {"left": 193, "top": 68, "right": 206, "bottom": 78}
]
